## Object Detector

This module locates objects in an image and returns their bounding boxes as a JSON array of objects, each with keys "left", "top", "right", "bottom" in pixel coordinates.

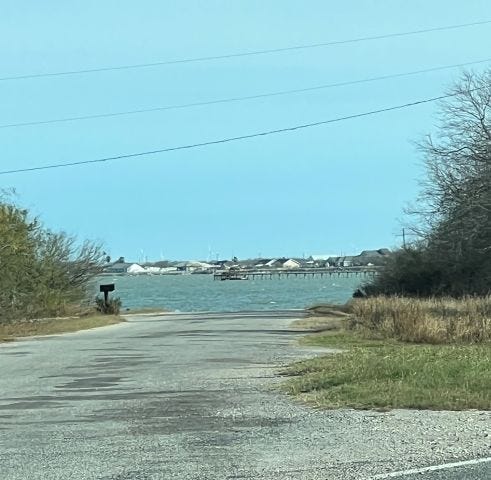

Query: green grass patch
[
  {"left": 284, "top": 331, "right": 491, "bottom": 410},
  {"left": 0, "top": 315, "right": 122, "bottom": 342},
  {"left": 299, "top": 330, "right": 398, "bottom": 348}
]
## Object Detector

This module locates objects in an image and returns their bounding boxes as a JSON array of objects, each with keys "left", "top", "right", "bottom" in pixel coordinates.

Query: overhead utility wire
[
  {"left": 0, "top": 89, "right": 480, "bottom": 176},
  {"left": 1, "top": 19, "right": 490, "bottom": 81},
  {"left": 1, "top": 58, "right": 489, "bottom": 130}
]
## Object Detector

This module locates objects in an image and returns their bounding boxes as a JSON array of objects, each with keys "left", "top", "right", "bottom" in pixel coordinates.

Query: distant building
[
  {"left": 104, "top": 262, "right": 144, "bottom": 274},
  {"left": 340, "top": 256, "right": 355, "bottom": 267},
  {"left": 355, "top": 249, "right": 391, "bottom": 266},
  {"left": 259, "top": 258, "right": 302, "bottom": 269},
  {"left": 259, "top": 259, "right": 278, "bottom": 268},
  {"left": 309, "top": 254, "right": 336, "bottom": 261},
  {"left": 327, "top": 249, "right": 391, "bottom": 267},
  {"left": 176, "top": 261, "right": 215, "bottom": 272},
  {"left": 282, "top": 259, "right": 301, "bottom": 269},
  {"left": 326, "top": 256, "right": 355, "bottom": 267},
  {"left": 144, "top": 266, "right": 178, "bottom": 274},
  {"left": 254, "top": 259, "right": 272, "bottom": 268}
]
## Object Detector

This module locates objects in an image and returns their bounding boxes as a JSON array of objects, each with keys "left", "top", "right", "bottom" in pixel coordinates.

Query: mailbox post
[{"left": 99, "top": 283, "right": 115, "bottom": 306}]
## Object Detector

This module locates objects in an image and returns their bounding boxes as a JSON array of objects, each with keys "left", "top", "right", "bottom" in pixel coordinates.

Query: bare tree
[
  {"left": 416, "top": 70, "right": 491, "bottom": 231},
  {"left": 367, "top": 69, "right": 490, "bottom": 296}
]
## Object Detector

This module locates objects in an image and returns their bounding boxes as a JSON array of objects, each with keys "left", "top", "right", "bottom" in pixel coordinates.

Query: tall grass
[{"left": 350, "top": 296, "right": 491, "bottom": 344}]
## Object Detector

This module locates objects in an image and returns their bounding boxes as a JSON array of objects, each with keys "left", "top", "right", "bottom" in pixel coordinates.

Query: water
[{"left": 96, "top": 274, "right": 364, "bottom": 312}]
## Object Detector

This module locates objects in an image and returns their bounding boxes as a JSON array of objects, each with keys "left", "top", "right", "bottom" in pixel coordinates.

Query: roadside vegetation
[
  {"left": 361, "top": 70, "right": 490, "bottom": 298},
  {"left": 285, "top": 299, "right": 491, "bottom": 410},
  {"left": 0, "top": 192, "right": 120, "bottom": 341},
  {"left": 0, "top": 314, "right": 122, "bottom": 343},
  {"left": 351, "top": 296, "right": 491, "bottom": 344},
  {"left": 286, "top": 70, "right": 490, "bottom": 410}
]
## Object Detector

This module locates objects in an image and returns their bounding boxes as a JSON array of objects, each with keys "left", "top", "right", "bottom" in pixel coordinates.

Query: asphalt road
[{"left": 0, "top": 311, "right": 489, "bottom": 479}]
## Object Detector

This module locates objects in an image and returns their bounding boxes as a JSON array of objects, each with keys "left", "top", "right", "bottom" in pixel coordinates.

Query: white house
[
  {"left": 282, "top": 259, "right": 301, "bottom": 269},
  {"left": 176, "top": 261, "right": 215, "bottom": 272},
  {"left": 144, "top": 266, "right": 178, "bottom": 274},
  {"left": 104, "top": 262, "right": 145, "bottom": 274},
  {"left": 310, "top": 254, "right": 336, "bottom": 261}
]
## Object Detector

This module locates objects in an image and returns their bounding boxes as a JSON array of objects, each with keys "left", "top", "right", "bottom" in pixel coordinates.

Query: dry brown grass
[
  {"left": 350, "top": 296, "right": 491, "bottom": 344},
  {"left": 284, "top": 297, "right": 491, "bottom": 410},
  {"left": 0, "top": 315, "right": 122, "bottom": 342},
  {"left": 290, "top": 316, "right": 347, "bottom": 332},
  {"left": 292, "top": 305, "right": 353, "bottom": 332},
  {"left": 308, "top": 304, "right": 353, "bottom": 316}
]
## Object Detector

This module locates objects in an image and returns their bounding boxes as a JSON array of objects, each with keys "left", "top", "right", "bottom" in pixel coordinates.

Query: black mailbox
[
  {"left": 100, "top": 284, "right": 115, "bottom": 293},
  {"left": 100, "top": 284, "right": 115, "bottom": 304}
]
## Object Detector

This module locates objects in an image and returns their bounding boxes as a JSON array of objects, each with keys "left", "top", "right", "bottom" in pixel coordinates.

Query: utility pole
[{"left": 396, "top": 228, "right": 407, "bottom": 249}]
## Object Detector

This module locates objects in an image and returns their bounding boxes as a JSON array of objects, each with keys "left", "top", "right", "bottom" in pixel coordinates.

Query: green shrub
[
  {"left": 95, "top": 296, "right": 122, "bottom": 315},
  {"left": 0, "top": 197, "right": 105, "bottom": 322}
]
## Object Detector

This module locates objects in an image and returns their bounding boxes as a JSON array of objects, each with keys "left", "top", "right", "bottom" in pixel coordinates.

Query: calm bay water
[{"left": 96, "top": 274, "right": 364, "bottom": 312}]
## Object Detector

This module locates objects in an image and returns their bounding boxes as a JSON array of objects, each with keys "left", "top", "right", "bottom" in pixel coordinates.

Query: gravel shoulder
[{"left": 0, "top": 311, "right": 489, "bottom": 479}]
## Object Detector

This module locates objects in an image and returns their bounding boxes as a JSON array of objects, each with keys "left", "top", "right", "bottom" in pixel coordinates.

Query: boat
[{"left": 216, "top": 271, "right": 249, "bottom": 281}]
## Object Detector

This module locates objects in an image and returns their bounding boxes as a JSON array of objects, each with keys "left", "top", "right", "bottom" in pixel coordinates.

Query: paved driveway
[{"left": 0, "top": 311, "right": 489, "bottom": 479}]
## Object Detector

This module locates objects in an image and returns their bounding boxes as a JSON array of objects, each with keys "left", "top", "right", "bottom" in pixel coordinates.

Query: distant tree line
[
  {"left": 0, "top": 194, "right": 105, "bottom": 321},
  {"left": 364, "top": 69, "right": 490, "bottom": 297}
]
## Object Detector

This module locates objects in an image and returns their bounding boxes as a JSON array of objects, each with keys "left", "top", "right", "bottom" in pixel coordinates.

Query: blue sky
[{"left": 1, "top": 1, "right": 490, "bottom": 261}]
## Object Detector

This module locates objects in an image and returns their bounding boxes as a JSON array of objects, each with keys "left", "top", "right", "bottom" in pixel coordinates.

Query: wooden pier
[{"left": 213, "top": 267, "right": 379, "bottom": 281}]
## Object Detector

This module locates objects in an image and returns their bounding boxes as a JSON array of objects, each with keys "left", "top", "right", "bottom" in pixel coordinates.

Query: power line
[
  {"left": 0, "top": 90, "right": 476, "bottom": 176},
  {"left": 1, "top": 58, "right": 490, "bottom": 130},
  {"left": 1, "top": 19, "right": 490, "bottom": 82}
]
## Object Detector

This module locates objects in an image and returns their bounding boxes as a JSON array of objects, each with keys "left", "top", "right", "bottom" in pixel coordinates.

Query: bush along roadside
[
  {"left": 95, "top": 296, "right": 122, "bottom": 315},
  {"left": 0, "top": 195, "right": 106, "bottom": 322}
]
